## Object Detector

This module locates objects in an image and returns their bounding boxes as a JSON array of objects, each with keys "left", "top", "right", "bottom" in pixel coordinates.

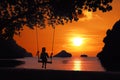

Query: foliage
[
  {"left": 97, "top": 20, "right": 120, "bottom": 71},
  {"left": 0, "top": 0, "right": 113, "bottom": 40}
]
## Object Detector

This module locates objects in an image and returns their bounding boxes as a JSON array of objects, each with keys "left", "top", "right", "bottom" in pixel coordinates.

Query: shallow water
[{"left": 16, "top": 57, "right": 105, "bottom": 71}]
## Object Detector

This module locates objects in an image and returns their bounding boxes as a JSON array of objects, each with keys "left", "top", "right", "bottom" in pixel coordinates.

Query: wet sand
[{"left": 0, "top": 68, "right": 120, "bottom": 80}]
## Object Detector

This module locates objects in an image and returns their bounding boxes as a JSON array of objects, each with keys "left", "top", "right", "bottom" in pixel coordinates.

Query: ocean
[{"left": 16, "top": 57, "right": 105, "bottom": 71}]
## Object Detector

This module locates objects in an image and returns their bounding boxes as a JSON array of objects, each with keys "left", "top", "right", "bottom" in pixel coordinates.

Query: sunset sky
[{"left": 14, "top": 0, "right": 120, "bottom": 57}]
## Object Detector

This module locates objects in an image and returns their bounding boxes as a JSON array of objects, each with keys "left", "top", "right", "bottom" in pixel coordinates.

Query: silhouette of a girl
[{"left": 40, "top": 47, "right": 49, "bottom": 69}]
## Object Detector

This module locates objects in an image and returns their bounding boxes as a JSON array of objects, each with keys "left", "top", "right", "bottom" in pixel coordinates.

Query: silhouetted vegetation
[
  {"left": 0, "top": 0, "right": 113, "bottom": 58},
  {"left": 97, "top": 20, "right": 120, "bottom": 71},
  {"left": 0, "top": 0, "right": 113, "bottom": 40}
]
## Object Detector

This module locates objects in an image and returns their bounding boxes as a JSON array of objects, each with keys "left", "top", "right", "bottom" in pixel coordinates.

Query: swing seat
[{"left": 38, "top": 59, "right": 52, "bottom": 64}]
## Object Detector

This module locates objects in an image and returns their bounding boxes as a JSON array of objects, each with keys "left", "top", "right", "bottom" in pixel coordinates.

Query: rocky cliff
[
  {"left": 0, "top": 38, "right": 32, "bottom": 59},
  {"left": 97, "top": 20, "right": 120, "bottom": 71}
]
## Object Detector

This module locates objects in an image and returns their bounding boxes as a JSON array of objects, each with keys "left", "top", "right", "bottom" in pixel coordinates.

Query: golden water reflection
[{"left": 73, "top": 60, "right": 81, "bottom": 71}]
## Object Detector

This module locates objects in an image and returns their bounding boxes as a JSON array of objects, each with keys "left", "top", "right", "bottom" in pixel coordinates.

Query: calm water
[{"left": 16, "top": 57, "right": 105, "bottom": 71}]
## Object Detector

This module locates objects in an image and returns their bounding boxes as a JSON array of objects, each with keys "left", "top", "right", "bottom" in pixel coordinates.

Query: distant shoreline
[{"left": 0, "top": 68, "right": 120, "bottom": 80}]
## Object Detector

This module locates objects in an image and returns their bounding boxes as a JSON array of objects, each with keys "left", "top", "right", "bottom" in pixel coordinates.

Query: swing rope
[
  {"left": 36, "top": 26, "right": 55, "bottom": 63},
  {"left": 36, "top": 26, "right": 39, "bottom": 53},
  {"left": 36, "top": 26, "right": 41, "bottom": 61},
  {"left": 49, "top": 27, "right": 55, "bottom": 63},
  {"left": 51, "top": 27, "right": 55, "bottom": 57}
]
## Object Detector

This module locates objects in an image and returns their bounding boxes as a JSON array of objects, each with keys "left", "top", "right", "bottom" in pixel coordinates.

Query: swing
[
  {"left": 38, "top": 53, "right": 53, "bottom": 64},
  {"left": 35, "top": 26, "right": 55, "bottom": 64},
  {"left": 38, "top": 60, "right": 52, "bottom": 63}
]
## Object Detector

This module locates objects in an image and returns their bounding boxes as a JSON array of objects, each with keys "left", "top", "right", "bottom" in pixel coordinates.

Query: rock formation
[
  {"left": 0, "top": 38, "right": 32, "bottom": 59},
  {"left": 80, "top": 54, "right": 88, "bottom": 57},
  {"left": 97, "top": 20, "right": 120, "bottom": 71},
  {"left": 54, "top": 50, "right": 72, "bottom": 57}
]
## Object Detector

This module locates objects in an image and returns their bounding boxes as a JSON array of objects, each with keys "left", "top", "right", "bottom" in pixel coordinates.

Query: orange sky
[{"left": 14, "top": 0, "right": 120, "bottom": 57}]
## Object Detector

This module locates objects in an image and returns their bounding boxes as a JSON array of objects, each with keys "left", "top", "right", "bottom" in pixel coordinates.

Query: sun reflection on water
[{"left": 73, "top": 60, "right": 81, "bottom": 71}]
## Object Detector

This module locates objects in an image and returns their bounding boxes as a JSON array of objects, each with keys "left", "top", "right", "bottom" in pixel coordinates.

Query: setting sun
[{"left": 72, "top": 37, "right": 83, "bottom": 46}]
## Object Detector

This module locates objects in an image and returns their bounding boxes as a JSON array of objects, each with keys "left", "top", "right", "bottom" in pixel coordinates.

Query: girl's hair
[{"left": 42, "top": 47, "right": 46, "bottom": 52}]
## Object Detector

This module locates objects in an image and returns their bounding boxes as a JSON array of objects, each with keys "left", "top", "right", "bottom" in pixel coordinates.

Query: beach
[{"left": 1, "top": 68, "right": 120, "bottom": 80}]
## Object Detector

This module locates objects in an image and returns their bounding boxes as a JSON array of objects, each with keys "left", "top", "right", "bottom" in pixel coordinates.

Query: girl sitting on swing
[{"left": 40, "top": 47, "right": 49, "bottom": 69}]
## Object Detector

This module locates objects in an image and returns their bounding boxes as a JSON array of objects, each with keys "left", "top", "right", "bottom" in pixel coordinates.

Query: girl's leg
[
  {"left": 45, "top": 63, "right": 46, "bottom": 69},
  {"left": 42, "top": 62, "right": 44, "bottom": 68}
]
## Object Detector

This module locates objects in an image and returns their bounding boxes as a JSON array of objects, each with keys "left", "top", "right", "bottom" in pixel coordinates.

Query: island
[
  {"left": 53, "top": 50, "right": 72, "bottom": 57},
  {"left": 80, "top": 54, "right": 88, "bottom": 57}
]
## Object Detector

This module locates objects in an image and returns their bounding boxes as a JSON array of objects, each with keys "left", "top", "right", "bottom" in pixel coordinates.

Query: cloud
[
  {"left": 78, "top": 10, "right": 93, "bottom": 21},
  {"left": 94, "top": 14, "right": 103, "bottom": 21},
  {"left": 78, "top": 10, "right": 103, "bottom": 21}
]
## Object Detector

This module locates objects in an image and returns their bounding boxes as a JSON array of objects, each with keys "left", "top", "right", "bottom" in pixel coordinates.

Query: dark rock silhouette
[
  {"left": 0, "top": 59, "right": 25, "bottom": 67},
  {"left": 54, "top": 50, "right": 72, "bottom": 57},
  {"left": 80, "top": 54, "right": 88, "bottom": 57},
  {"left": 0, "top": 38, "right": 32, "bottom": 67},
  {"left": 0, "top": 38, "right": 33, "bottom": 59},
  {"left": 97, "top": 20, "right": 120, "bottom": 71}
]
